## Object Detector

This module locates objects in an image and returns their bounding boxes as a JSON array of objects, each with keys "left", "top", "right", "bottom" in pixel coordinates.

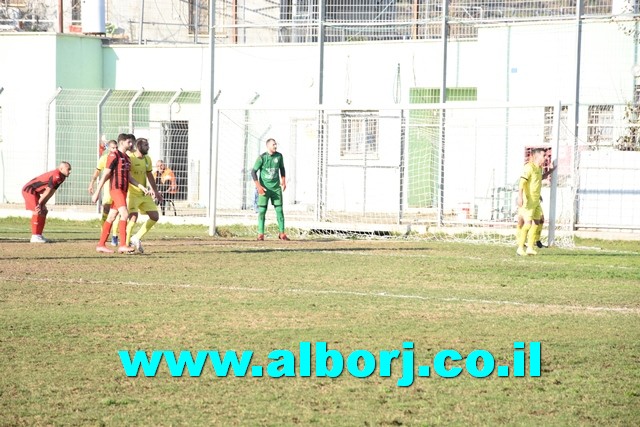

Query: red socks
[
  {"left": 98, "top": 220, "right": 127, "bottom": 248},
  {"left": 99, "top": 221, "right": 112, "bottom": 246},
  {"left": 31, "top": 214, "right": 46, "bottom": 235}
]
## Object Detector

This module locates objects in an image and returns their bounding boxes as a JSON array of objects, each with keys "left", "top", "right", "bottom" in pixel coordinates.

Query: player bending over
[{"left": 22, "top": 162, "right": 72, "bottom": 243}]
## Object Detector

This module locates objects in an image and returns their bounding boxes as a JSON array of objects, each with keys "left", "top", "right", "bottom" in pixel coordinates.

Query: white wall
[
  {"left": 0, "top": 34, "right": 58, "bottom": 203},
  {"left": 104, "top": 39, "right": 481, "bottom": 107}
]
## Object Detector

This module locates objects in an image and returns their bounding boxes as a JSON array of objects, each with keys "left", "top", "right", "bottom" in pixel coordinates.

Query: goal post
[{"left": 548, "top": 100, "right": 562, "bottom": 246}]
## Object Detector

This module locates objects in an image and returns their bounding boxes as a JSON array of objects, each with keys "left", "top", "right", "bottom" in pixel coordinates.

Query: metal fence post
[
  {"left": 96, "top": 89, "right": 112, "bottom": 212},
  {"left": 129, "top": 88, "right": 145, "bottom": 133}
]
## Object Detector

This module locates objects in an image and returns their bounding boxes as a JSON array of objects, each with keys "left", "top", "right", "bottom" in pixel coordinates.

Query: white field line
[{"left": 3, "top": 275, "right": 639, "bottom": 315}]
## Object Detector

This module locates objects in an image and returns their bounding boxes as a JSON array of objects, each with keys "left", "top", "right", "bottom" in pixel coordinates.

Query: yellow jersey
[
  {"left": 96, "top": 152, "right": 109, "bottom": 171},
  {"left": 128, "top": 152, "right": 153, "bottom": 196},
  {"left": 96, "top": 152, "right": 111, "bottom": 199},
  {"left": 520, "top": 161, "right": 543, "bottom": 205}
]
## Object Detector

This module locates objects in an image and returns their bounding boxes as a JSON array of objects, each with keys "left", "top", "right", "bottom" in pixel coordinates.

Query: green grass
[{"left": 1, "top": 218, "right": 639, "bottom": 425}]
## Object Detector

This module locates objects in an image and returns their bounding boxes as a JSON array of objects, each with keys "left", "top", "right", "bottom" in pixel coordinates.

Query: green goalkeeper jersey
[{"left": 253, "top": 152, "right": 285, "bottom": 191}]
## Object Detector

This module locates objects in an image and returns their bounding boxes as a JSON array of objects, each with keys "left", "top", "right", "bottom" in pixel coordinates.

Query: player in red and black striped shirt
[
  {"left": 22, "top": 162, "right": 72, "bottom": 243},
  {"left": 91, "top": 135, "right": 148, "bottom": 254}
]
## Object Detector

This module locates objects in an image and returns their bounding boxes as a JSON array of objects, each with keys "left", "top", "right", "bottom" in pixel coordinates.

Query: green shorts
[{"left": 258, "top": 188, "right": 282, "bottom": 207}]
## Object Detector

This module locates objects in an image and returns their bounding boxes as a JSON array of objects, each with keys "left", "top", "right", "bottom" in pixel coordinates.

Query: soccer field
[{"left": 1, "top": 218, "right": 639, "bottom": 425}]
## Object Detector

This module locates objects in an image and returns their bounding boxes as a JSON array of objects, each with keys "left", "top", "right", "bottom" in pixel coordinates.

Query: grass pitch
[{"left": 1, "top": 218, "right": 639, "bottom": 426}]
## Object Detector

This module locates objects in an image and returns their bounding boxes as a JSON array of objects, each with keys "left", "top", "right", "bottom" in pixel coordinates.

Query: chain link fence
[
  {"left": 44, "top": 88, "right": 204, "bottom": 215},
  {"left": 2, "top": 1, "right": 635, "bottom": 44},
  {"left": 3, "top": 89, "right": 640, "bottom": 233}
]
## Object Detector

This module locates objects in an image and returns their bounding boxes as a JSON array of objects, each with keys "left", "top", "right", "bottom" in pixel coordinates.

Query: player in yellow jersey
[
  {"left": 126, "top": 137, "right": 162, "bottom": 253},
  {"left": 88, "top": 139, "right": 120, "bottom": 246},
  {"left": 516, "top": 148, "right": 554, "bottom": 256}
]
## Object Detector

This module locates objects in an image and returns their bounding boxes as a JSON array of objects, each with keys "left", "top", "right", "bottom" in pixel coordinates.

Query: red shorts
[
  {"left": 110, "top": 189, "right": 128, "bottom": 210},
  {"left": 22, "top": 190, "right": 39, "bottom": 211}
]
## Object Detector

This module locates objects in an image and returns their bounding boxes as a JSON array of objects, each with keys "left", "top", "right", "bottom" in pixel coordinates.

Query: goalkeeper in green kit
[{"left": 251, "top": 138, "right": 289, "bottom": 241}]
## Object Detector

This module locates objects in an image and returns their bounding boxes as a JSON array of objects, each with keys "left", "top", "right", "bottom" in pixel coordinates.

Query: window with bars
[
  {"left": 587, "top": 105, "right": 614, "bottom": 147},
  {"left": 340, "top": 112, "right": 379, "bottom": 159},
  {"left": 71, "top": 0, "right": 81, "bottom": 23},
  {"left": 543, "top": 105, "right": 569, "bottom": 143},
  {"left": 161, "top": 120, "right": 189, "bottom": 201}
]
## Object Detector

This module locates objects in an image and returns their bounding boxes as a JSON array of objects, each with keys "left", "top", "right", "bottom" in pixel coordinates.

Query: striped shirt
[
  {"left": 107, "top": 150, "right": 131, "bottom": 191},
  {"left": 22, "top": 169, "right": 66, "bottom": 195}
]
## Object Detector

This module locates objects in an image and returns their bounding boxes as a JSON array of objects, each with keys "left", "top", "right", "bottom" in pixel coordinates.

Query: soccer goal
[{"left": 211, "top": 102, "right": 577, "bottom": 246}]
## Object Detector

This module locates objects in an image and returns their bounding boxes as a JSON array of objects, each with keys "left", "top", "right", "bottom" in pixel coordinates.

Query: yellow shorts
[
  {"left": 519, "top": 202, "right": 543, "bottom": 222},
  {"left": 128, "top": 192, "right": 158, "bottom": 214}
]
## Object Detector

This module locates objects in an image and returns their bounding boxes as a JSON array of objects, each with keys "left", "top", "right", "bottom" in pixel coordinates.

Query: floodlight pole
[
  {"left": 318, "top": 0, "right": 325, "bottom": 106},
  {"left": 437, "top": 0, "right": 449, "bottom": 227},
  {"left": 571, "top": 0, "right": 584, "bottom": 230},
  {"left": 399, "top": 110, "right": 406, "bottom": 225},
  {"left": 208, "top": 1, "right": 218, "bottom": 236},
  {"left": 316, "top": 0, "right": 326, "bottom": 222}
]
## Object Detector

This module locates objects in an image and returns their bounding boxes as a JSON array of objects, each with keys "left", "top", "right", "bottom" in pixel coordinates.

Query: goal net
[{"left": 212, "top": 103, "right": 577, "bottom": 246}]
